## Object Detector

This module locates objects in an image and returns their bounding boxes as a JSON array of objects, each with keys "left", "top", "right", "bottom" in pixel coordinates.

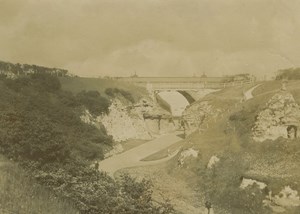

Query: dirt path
[
  {"left": 244, "top": 84, "right": 262, "bottom": 100},
  {"left": 98, "top": 132, "right": 183, "bottom": 176}
]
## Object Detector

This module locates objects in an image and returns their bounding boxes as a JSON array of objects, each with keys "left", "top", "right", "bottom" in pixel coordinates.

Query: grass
[
  {"left": 0, "top": 156, "right": 78, "bottom": 214},
  {"left": 170, "top": 80, "right": 300, "bottom": 213},
  {"left": 59, "top": 77, "right": 148, "bottom": 101},
  {"left": 141, "top": 138, "right": 184, "bottom": 161}
]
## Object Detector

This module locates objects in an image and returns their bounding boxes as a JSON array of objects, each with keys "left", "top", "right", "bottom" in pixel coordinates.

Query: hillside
[
  {"left": 171, "top": 80, "right": 300, "bottom": 214},
  {"left": 0, "top": 73, "right": 172, "bottom": 214},
  {"left": 60, "top": 77, "right": 148, "bottom": 101}
]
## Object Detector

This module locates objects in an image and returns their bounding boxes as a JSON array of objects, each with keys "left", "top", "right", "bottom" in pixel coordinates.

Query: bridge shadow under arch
[{"left": 177, "top": 90, "right": 196, "bottom": 104}]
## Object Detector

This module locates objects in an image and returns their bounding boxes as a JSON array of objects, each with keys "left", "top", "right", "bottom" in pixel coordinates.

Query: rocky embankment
[
  {"left": 81, "top": 98, "right": 177, "bottom": 143},
  {"left": 182, "top": 100, "right": 223, "bottom": 134},
  {"left": 253, "top": 91, "right": 300, "bottom": 142}
]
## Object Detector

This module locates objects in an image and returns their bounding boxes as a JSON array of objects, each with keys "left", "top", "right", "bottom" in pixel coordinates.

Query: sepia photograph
[{"left": 1, "top": 0, "right": 300, "bottom": 213}]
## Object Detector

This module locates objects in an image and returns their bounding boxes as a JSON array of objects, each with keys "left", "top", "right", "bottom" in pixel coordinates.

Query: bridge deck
[
  {"left": 146, "top": 81, "right": 251, "bottom": 90},
  {"left": 117, "top": 77, "right": 253, "bottom": 90}
]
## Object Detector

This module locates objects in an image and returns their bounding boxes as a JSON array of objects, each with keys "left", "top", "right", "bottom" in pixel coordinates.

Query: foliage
[
  {"left": 197, "top": 151, "right": 270, "bottom": 214},
  {"left": 105, "top": 87, "right": 135, "bottom": 103},
  {"left": 0, "top": 73, "right": 171, "bottom": 213},
  {"left": 0, "top": 112, "right": 70, "bottom": 163},
  {"left": 31, "top": 72, "right": 62, "bottom": 91},
  {"left": 0, "top": 160, "right": 78, "bottom": 214},
  {"left": 0, "top": 60, "right": 68, "bottom": 76},
  {"left": 77, "top": 90, "right": 111, "bottom": 115},
  {"left": 31, "top": 163, "right": 172, "bottom": 214},
  {"left": 276, "top": 68, "right": 300, "bottom": 80}
]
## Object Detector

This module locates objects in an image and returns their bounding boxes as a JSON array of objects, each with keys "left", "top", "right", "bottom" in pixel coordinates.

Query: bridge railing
[{"left": 141, "top": 80, "right": 253, "bottom": 90}]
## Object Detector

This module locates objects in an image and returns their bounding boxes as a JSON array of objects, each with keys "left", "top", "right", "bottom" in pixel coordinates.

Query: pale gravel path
[
  {"left": 244, "top": 84, "right": 262, "bottom": 100},
  {"left": 98, "top": 132, "right": 183, "bottom": 176}
]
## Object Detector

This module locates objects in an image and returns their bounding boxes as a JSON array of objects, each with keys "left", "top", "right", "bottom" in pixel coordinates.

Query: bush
[
  {"left": 0, "top": 112, "right": 70, "bottom": 163},
  {"left": 77, "top": 90, "right": 111, "bottom": 115},
  {"left": 105, "top": 88, "right": 135, "bottom": 103},
  {"left": 31, "top": 73, "right": 61, "bottom": 92},
  {"left": 276, "top": 68, "right": 300, "bottom": 80}
]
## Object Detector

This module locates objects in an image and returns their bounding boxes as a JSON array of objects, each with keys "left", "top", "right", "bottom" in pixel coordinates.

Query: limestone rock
[
  {"left": 100, "top": 99, "right": 152, "bottom": 142},
  {"left": 274, "top": 186, "right": 300, "bottom": 207},
  {"left": 178, "top": 148, "right": 198, "bottom": 167},
  {"left": 263, "top": 186, "right": 300, "bottom": 213},
  {"left": 253, "top": 91, "right": 300, "bottom": 142},
  {"left": 183, "top": 101, "right": 221, "bottom": 134},
  {"left": 207, "top": 155, "right": 220, "bottom": 169},
  {"left": 240, "top": 178, "right": 267, "bottom": 190}
]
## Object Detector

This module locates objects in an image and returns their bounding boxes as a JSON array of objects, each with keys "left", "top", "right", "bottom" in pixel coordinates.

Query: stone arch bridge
[{"left": 117, "top": 76, "right": 253, "bottom": 91}]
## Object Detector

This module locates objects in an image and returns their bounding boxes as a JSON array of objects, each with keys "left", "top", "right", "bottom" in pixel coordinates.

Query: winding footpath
[
  {"left": 244, "top": 84, "right": 262, "bottom": 100},
  {"left": 98, "top": 132, "right": 183, "bottom": 176}
]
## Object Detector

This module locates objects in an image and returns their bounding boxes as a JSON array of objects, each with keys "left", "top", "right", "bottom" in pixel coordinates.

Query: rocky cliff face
[
  {"left": 182, "top": 101, "right": 222, "bottom": 134},
  {"left": 101, "top": 99, "right": 153, "bottom": 142},
  {"left": 253, "top": 91, "right": 300, "bottom": 142},
  {"left": 81, "top": 98, "right": 176, "bottom": 142}
]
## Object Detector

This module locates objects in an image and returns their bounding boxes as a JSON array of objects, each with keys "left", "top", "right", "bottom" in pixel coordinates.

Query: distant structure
[
  {"left": 130, "top": 72, "right": 138, "bottom": 78},
  {"left": 200, "top": 72, "right": 207, "bottom": 78}
]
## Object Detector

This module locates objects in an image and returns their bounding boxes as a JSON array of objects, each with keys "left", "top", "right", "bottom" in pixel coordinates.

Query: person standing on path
[{"left": 205, "top": 201, "right": 212, "bottom": 214}]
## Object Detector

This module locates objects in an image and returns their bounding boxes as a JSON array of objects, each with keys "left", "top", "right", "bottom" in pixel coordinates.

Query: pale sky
[{"left": 1, "top": 0, "right": 300, "bottom": 79}]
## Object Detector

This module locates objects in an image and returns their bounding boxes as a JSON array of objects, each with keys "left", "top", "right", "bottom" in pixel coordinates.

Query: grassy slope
[
  {"left": 0, "top": 75, "right": 170, "bottom": 214},
  {"left": 59, "top": 77, "right": 148, "bottom": 101},
  {"left": 0, "top": 156, "right": 77, "bottom": 214},
  {"left": 170, "top": 81, "right": 300, "bottom": 214}
]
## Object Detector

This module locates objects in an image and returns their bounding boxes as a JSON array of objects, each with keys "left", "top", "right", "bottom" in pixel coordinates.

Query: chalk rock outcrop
[
  {"left": 80, "top": 99, "right": 153, "bottom": 142},
  {"left": 273, "top": 186, "right": 300, "bottom": 207},
  {"left": 183, "top": 101, "right": 222, "bottom": 134},
  {"left": 263, "top": 186, "right": 300, "bottom": 213},
  {"left": 253, "top": 91, "right": 300, "bottom": 142},
  {"left": 240, "top": 178, "right": 267, "bottom": 190},
  {"left": 207, "top": 155, "right": 220, "bottom": 169},
  {"left": 101, "top": 99, "right": 152, "bottom": 142},
  {"left": 178, "top": 148, "right": 198, "bottom": 167}
]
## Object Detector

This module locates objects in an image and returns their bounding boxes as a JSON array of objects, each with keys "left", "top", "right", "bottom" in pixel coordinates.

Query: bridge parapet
[
  {"left": 117, "top": 76, "right": 254, "bottom": 90},
  {"left": 143, "top": 80, "right": 252, "bottom": 90}
]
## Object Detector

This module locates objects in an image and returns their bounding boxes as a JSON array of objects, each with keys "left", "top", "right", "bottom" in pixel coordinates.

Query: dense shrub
[
  {"left": 0, "top": 74, "right": 171, "bottom": 213},
  {"left": 105, "top": 88, "right": 135, "bottom": 103},
  {"left": 276, "top": 68, "right": 300, "bottom": 80},
  {"left": 77, "top": 90, "right": 111, "bottom": 115},
  {"left": 0, "top": 112, "right": 70, "bottom": 163}
]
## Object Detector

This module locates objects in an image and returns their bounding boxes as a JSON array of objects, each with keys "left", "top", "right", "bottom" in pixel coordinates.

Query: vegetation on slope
[
  {"left": 0, "top": 73, "right": 172, "bottom": 214},
  {"left": 59, "top": 76, "right": 148, "bottom": 102},
  {"left": 174, "top": 81, "right": 300, "bottom": 214},
  {"left": 276, "top": 68, "right": 300, "bottom": 80},
  {"left": 105, "top": 87, "right": 135, "bottom": 103},
  {"left": 0, "top": 156, "right": 78, "bottom": 214},
  {"left": 0, "top": 60, "right": 68, "bottom": 76}
]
